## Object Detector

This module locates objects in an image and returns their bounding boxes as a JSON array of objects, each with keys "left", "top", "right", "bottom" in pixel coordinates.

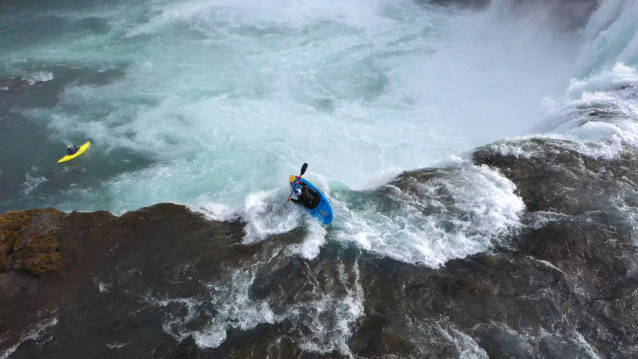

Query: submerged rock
[
  {"left": 1, "top": 205, "right": 637, "bottom": 357},
  {"left": 2, "top": 137, "right": 638, "bottom": 358},
  {"left": 0, "top": 204, "right": 309, "bottom": 358}
]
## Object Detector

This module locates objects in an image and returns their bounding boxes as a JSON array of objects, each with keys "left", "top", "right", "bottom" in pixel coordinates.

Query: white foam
[
  {"left": 572, "top": 331, "right": 602, "bottom": 359},
  {"left": 5, "top": 0, "right": 638, "bottom": 273},
  {"left": 197, "top": 203, "right": 238, "bottom": 222},
  {"left": 576, "top": 0, "right": 638, "bottom": 74},
  {"left": 22, "top": 173, "right": 47, "bottom": 196},
  {"left": 200, "top": 183, "right": 327, "bottom": 257},
  {"left": 106, "top": 341, "right": 131, "bottom": 349},
  {"left": 332, "top": 164, "right": 525, "bottom": 267},
  {"left": 568, "top": 63, "right": 638, "bottom": 97},
  {"left": 240, "top": 190, "right": 303, "bottom": 243},
  {"left": 0, "top": 318, "right": 58, "bottom": 359},
  {"left": 93, "top": 278, "right": 113, "bottom": 293},
  {"left": 194, "top": 160, "right": 525, "bottom": 267},
  {"left": 610, "top": 193, "right": 638, "bottom": 243},
  {"left": 437, "top": 326, "right": 489, "bottom": 359},
  {"left": 519, "top": 0, "right": 638, "bottom": 162},
  {"left": 127, "top": 0, "right": 403, "bottom": 38},
  {"left": 148, "top": 259, "right": 364, "bottom": 354},
  {"left": 25, "top": 72, "right": 54, "bottom": 85},
  {"left": 526, "top": 256, "right": 567, "bottom": 276},
  {"left": 289, "top": 217, "right": 328, "bottom": 260},
  {"left": 290, "top": 261, "right": 364, "bottom": 355},
  {"left": 14, "top": 0, "right": 588, "bottom": 218},
  {"left": 522, "top": 63, "right": 638, "bottom": 162},
  {"left": 148, "top": 270, "right": 274, "bottom": 349},
  {"left": 475, "top": 322, "right": 603, "bottom": 358}
]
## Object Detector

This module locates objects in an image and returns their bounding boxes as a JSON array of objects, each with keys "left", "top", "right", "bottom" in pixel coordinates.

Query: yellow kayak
[{"left": 58, "top": 142, "right": 91, "bottom": 163}]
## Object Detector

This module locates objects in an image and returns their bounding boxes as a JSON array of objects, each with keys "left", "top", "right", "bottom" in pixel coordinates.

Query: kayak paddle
[{"left": 288, "top": 163, "right": 308, "bottom": 200}]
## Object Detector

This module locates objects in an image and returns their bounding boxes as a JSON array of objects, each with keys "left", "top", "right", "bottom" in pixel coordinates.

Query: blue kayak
[{"left": 290, "top": 177, "right": 333, "bottom": 225}]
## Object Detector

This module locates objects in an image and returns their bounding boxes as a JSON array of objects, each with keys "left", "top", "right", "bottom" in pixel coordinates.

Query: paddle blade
[{"left": 300, "top": 163, "right": 308, "bottom": 176}]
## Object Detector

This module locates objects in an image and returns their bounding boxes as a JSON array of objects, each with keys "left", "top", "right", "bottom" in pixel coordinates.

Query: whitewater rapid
[
  {"left": 4, "top": 0, "right": 638, "bottom": 356},
  {"left": 1, "top": 0, "right": 637, "bottom": 267}
]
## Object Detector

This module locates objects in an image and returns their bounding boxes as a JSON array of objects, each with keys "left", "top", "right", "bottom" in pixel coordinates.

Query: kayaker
[
  {"left": 67, "top": 145, "right": 79, "bottom": 155},
  {"left": 290, "top": 183, "right": 321, "bottom": 209}
]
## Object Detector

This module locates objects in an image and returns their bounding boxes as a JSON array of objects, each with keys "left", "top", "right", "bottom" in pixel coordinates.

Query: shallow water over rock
[{"left": 3, "top": 134, "right": 638, "bottom": 358}]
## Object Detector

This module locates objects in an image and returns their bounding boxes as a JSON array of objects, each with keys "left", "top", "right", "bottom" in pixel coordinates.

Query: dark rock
[
  {"left": 509, "top": 0, "right": 600, "bottom": 30},
  {"left": 0, "top": 78, "right": 30, "bottom": 92},
  {"left": 169, "top": 335, "right": 198, "bottom": 358},
  {"left": 473, "top": 138, "right": 638, "bottom": 219},
  {"left": 0, "top": 203, "right": 308, "bottom": 358},
  {"left": 3, "top": 139, "right": 638, "bottom": 359},
  {"left": 0, "top": 208, "right": 64, "bottom": 275},
  {"left": 418, "top": 0, "right": 599, "bottom": 30},
  {"left": 419, "top": 0, "right": 491, "bottom": 10}
]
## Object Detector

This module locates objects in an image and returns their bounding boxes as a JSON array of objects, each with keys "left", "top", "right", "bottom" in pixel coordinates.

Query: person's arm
[{"left": 290, "top": 197, "right": 300, "bottom": 204}]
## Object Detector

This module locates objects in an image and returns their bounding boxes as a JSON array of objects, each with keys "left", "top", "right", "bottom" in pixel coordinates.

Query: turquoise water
[
  {"left": 1, "top": 0, "right": 638, "bottom": 266},
  {"left": 3, "top": 0, "right": 638, "bottom": 354}
]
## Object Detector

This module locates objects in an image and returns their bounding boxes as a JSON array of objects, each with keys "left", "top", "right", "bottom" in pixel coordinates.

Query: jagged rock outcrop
[{"left": 473, "top": 138, "right": 638, "bottom": 227}]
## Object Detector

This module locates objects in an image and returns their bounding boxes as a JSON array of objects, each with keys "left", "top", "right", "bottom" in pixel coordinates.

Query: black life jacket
[{"left": 298, "top": 186, "right": 321, "bottom": 210}]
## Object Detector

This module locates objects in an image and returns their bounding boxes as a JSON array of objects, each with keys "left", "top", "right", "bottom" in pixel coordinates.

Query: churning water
[
  {"left": 1, "top": 0, "right": 638, "bottom": 264},
  {"left": 4, "top": 0, "right": 638, "bottom": 355}
]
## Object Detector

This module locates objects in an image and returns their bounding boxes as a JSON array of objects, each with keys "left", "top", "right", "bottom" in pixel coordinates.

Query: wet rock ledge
[
  {"left": 2, "top": 137, "right": 638, "bottom": 358},
  {"left": 0, "top": 204, "right": 265, "bottom": 358}
]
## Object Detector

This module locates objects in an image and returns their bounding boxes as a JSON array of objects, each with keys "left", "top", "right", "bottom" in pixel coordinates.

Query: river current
[
  {"left": 2, "top": 0, "right": 638, "bottom": 355},
  {"left": 2, "top": 0, "right": 638, "bottom": 267}
]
